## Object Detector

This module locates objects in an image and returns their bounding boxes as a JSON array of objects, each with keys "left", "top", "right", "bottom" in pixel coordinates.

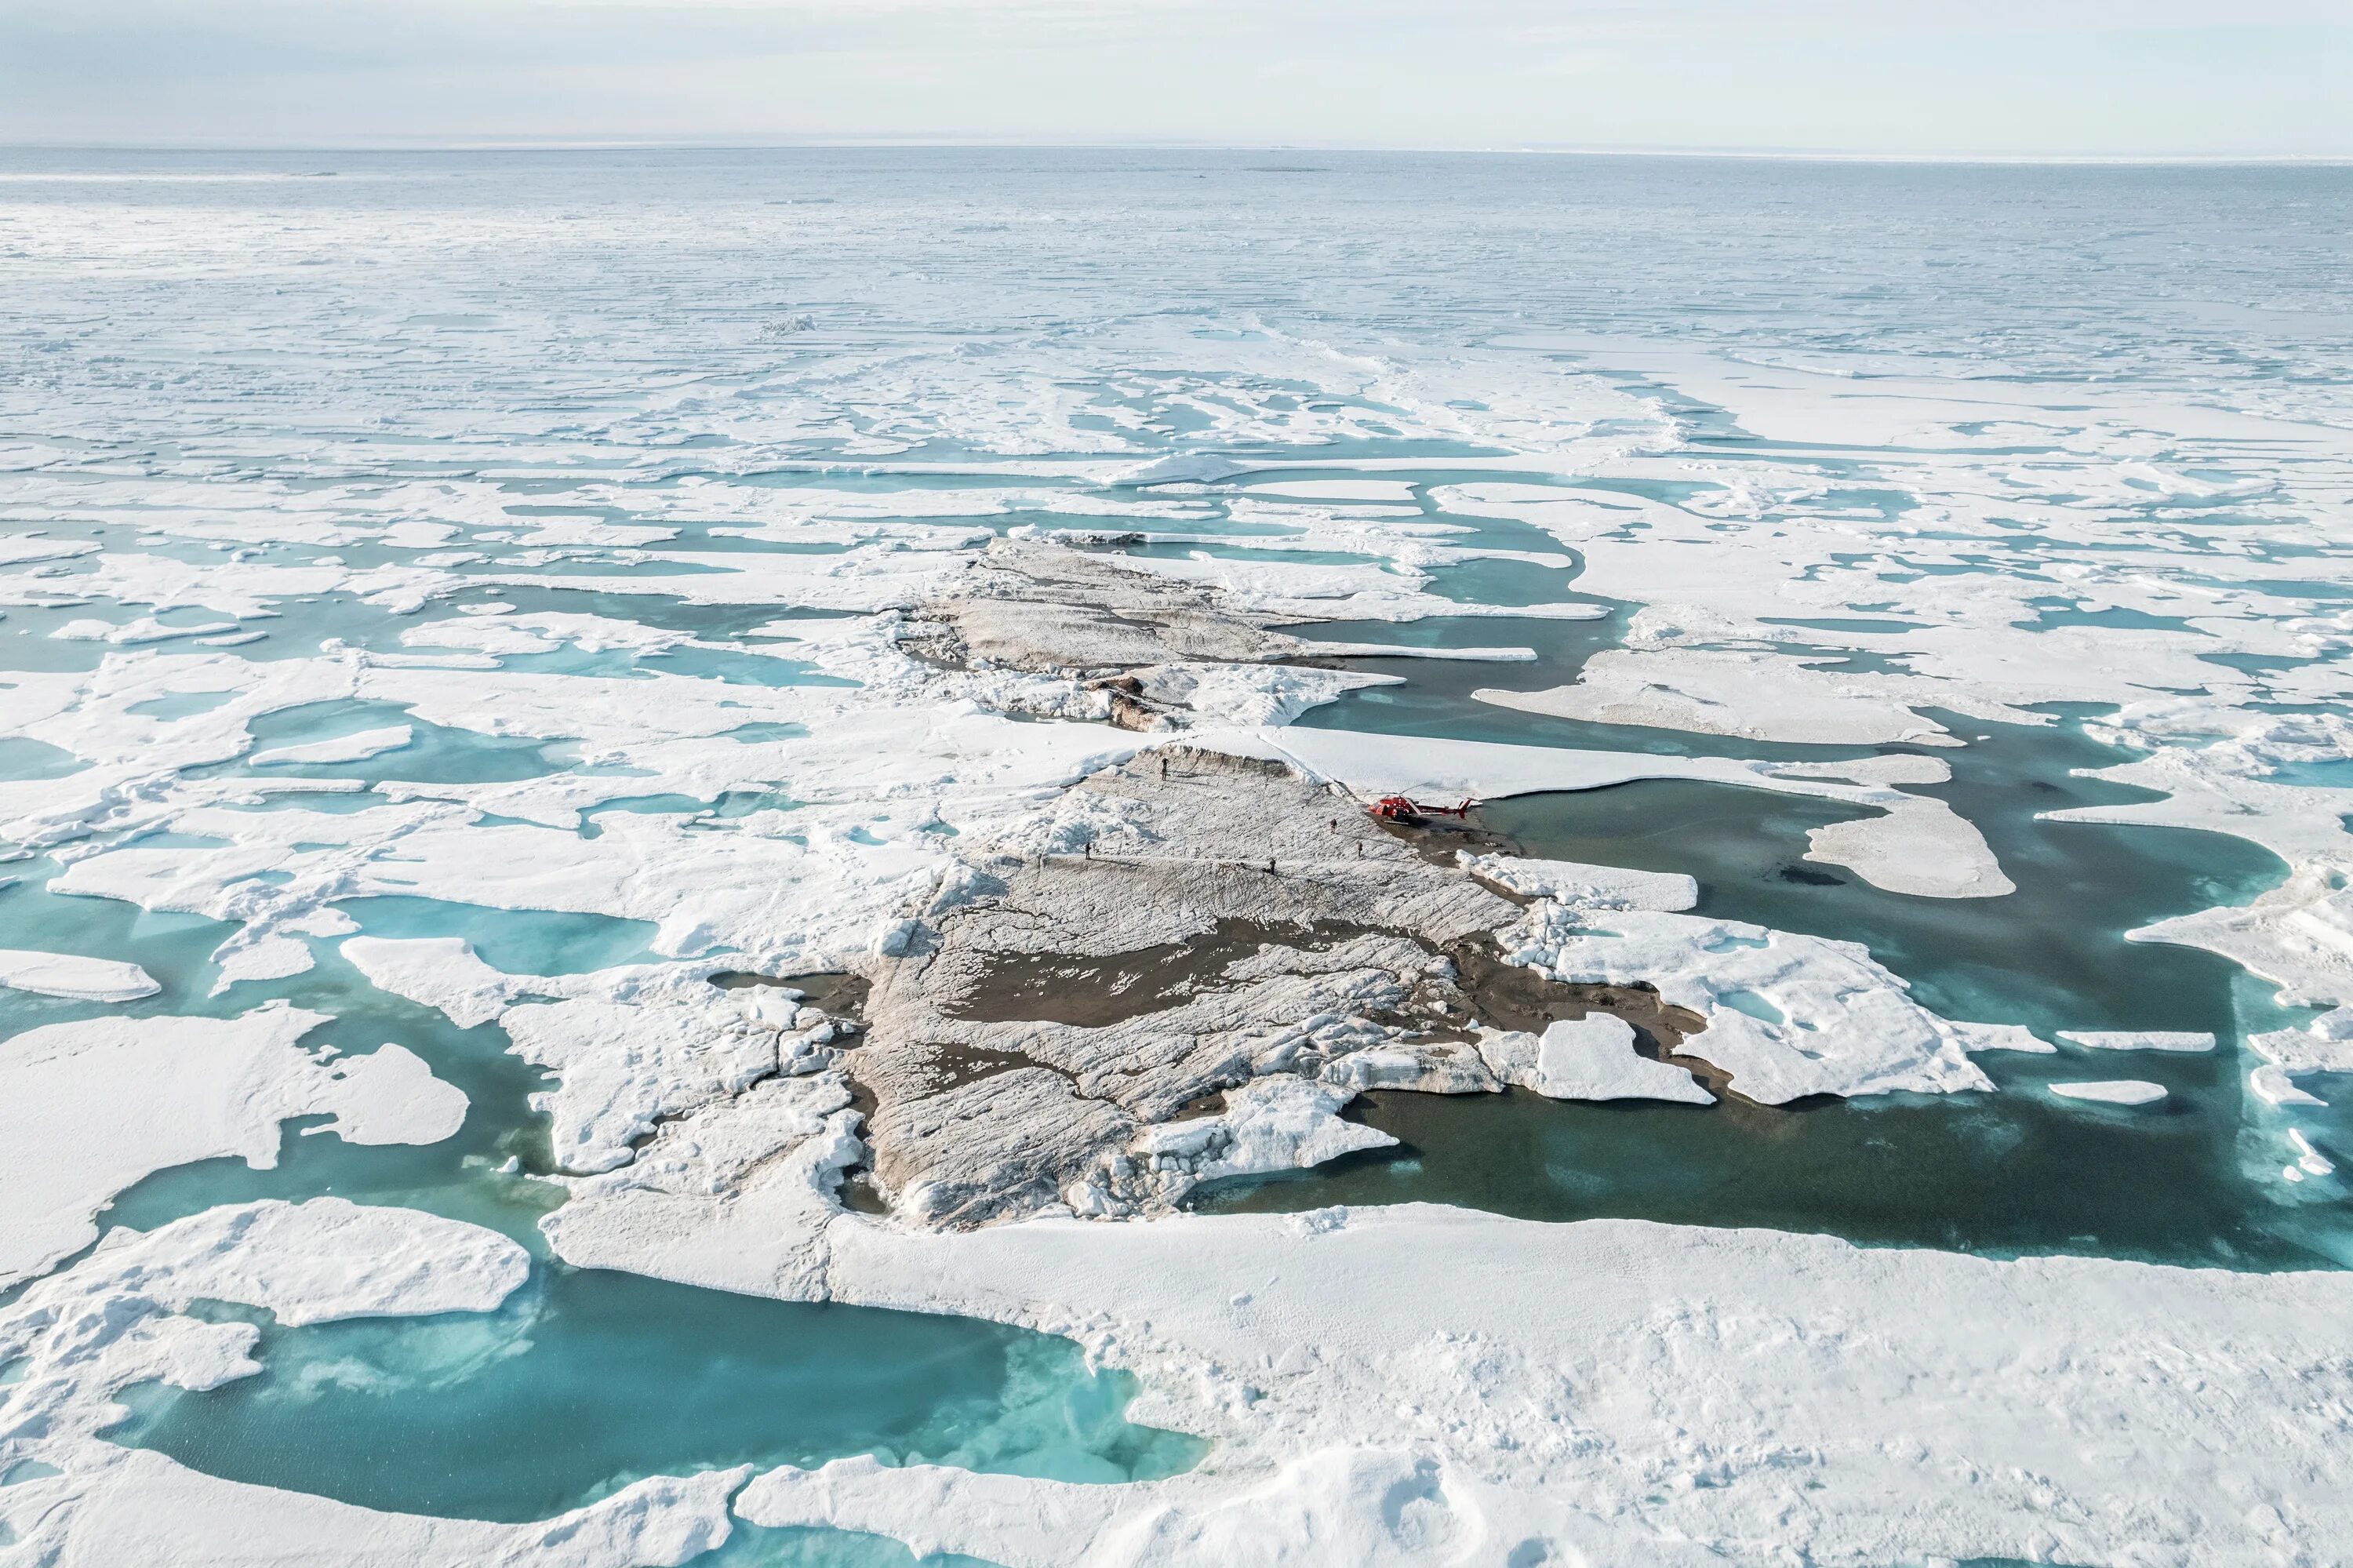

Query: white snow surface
[
  {"left": 2056, "top": 1030, "right": 2217, "bottom": 1053},
  {"left": 2248, "top": 1010, "right": 2353, "bottom": 1075},
  {"left": 1475, "top": 1015, "right": 1713, "bottom": 1104},
  {"left": 0, "top": 948, "right": 158, "bottom": 1001},
  {"left": 1500, "top": 902, "right": 2024, "bottom": 1102},
  {"left": 2049, "top": 1080, "right": 2170, "bottom": 1106},
  {"left": 1475, "top": 646, "right": 1966, "bottom": 747},
  {"left": 549, "top": 1199, "right": 2353, "bottom": 1568},
  {"left": 249, "top": 724, "right": 414, "bottom": 766}
]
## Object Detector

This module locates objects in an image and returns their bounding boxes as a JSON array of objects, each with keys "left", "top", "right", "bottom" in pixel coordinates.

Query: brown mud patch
[
  {"left": 709, "top": 969, "right": 873, "bottom": 1018},
  {"left": 938, "top": 917, "right": 1381, "bottom": 1028}
]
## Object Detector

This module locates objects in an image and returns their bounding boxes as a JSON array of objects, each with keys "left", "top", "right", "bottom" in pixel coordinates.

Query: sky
[{"left": 2, "top": 0, "right": 2349, "bottom": 158}]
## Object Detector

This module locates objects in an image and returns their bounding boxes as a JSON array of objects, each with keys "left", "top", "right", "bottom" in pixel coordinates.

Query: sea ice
[
  {"left": 2054, "top": 1030, "right": 2215, "bottom": 1053},
  {"left": 1475, "top": 646, "right": 1966, "bottom": 747},
  {"left": 0, "top": 1004, "right": 467, "bottom": 1286},
  {"left": 1474, "top": 1015, "right": 1713, "bottom": 1104},
  {"left": 0, "top": 948, "right": 159, "bottom": 1002},
  {"left": 2048, "top": 1080, "right": 2169, "bottom": 1106},
  {"left": 249, "top": 725, "right": 414, "bottom": 766},
  {"left": 557, "top": 1199, "right": 2353, "bottom": 1568}
]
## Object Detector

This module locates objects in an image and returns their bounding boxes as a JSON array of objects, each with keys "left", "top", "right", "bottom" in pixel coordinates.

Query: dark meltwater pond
[{"left": 1199, "top": 716, "right": 2352, "bottom": 1269}]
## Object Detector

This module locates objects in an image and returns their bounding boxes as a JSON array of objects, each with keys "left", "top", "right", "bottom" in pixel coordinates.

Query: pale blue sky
[{"left": 3, "top": 0, "right": 2348, "bottom": 156}]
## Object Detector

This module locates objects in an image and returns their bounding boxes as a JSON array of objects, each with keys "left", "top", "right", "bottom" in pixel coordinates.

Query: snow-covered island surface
[{"left": 2, "top": 150, "right": 2351, "bottom": 1568}]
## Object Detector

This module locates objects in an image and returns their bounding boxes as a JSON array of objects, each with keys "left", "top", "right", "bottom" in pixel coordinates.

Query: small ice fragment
[
  {"left": 0, "top": 950, "right": 161, "bottom": 1002},
  {"left": 251, "top": 726, "right": 413, "bottom": 766},
  {"left": 2250, "top": 1065, "right": 2326, "bottom": 1108},
  {"left": 2056, "top": 1031, "right": 2216, "bottom": 1053},
  {"left": 2049, "top": 1080, "right": 2167, "bottom": 1106}
]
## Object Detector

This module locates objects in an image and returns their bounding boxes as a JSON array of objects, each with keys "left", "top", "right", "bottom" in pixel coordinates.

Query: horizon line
[{"left": 2, "top": 137, "right": 2349, "bottom": 167}]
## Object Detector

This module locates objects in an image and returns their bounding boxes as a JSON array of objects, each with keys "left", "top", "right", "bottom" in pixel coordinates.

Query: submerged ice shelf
[{"left": 3, "top": 147, "right": 2351, "bottom": 1566}]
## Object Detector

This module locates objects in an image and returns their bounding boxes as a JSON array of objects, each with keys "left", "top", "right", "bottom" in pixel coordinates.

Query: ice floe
[
  {"left": 2048, "top": 1080, "right": 2169, "bottom": 1106},
  {"left": 2055, "top": 1030, "right": 2216, "bottom": 1053},
  {"left": 0, "top": 1004, "right": 467, "bottom": 1286},
  {"left": 1474, "top": 1015, "right": 1712, "bottom": 1104},
  {"left": 560, "top": 1198, "right": 2353, "bottom": 1568},
  {"left": 0, "top": 948, "right": 158, "bottom": 1002},
  {"left": 250, "top": 725, "right": 414, "bottom": 766}
]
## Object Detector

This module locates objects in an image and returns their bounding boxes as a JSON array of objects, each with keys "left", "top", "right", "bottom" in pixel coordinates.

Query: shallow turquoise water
[
  {"left": 64, "top": 936, "right": 1203, "bottom": 1526},
  {"left": 108, "top": 1270, "right": 1198, "bottom": 1523},
  {"left": 336, "top": 893, "right": 670, "bottom": 976}
]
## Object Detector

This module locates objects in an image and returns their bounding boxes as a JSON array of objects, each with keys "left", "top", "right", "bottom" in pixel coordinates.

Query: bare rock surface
[
  {"left": 907, "top": 539, "right": 1394, "bottom": 728},
  {"left": 912, "top": 538, "right": 1321, "bottom": 673},
  {"left": 848, "top": 746, "right": 1697, "bottom": 1227}
]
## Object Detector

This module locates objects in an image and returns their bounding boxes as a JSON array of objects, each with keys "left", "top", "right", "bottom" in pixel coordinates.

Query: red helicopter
[{"left": 1367, "top": 795, "right": 1476, "bottom": 824}]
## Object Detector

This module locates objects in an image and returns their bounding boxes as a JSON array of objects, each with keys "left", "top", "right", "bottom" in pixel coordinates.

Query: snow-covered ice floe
[
  {"left": 0, "top": 1003, "right": 466, "bottom": 1286},
  {"left": 2055, "top": 1030, "right": 2216, "bottom": 1053},
  {"left": 2048, "top": 1079, "right": 2169, "bottom": 1106},
  {"left": 0, "top": 948, "right": 158, "bottom": 1002},
  {"left": 548, "top": 1197, "right": 2353, "bottom": 1567}
]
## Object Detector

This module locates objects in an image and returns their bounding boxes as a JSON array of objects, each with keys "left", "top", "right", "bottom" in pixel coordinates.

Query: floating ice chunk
[
  {"left": 249, "top": 725, "right": 413, "bottom": 766},
  {"left": 341, "top": 934, "right": 526, "bottom": 1028},
  {"left": 2288, "top": 1129, "right": 2335, "bottom": 1177},
  {"left": 51, "top": 617, "right": 242, "bottom": 646},
  {"left": 1475, "top": 647, "right": 1962, "bottom": 748},
  {"left": 1772, "top": 754, "right": 1953, "bottom": 788},
  {"left": 0, "top": 537, "right": 99, "bottom": 566},
  {"left": 2056, "top": 1030, "right": 2217, "bottom": 1053},
  {"left": 211, "top": 932, "right": 327, "bottom": 993},
  {"left": 0, "top": 1004, "right": 467, "bottom": 1286},
  {"left": 302, "top": 1042, "right": 468, "bottom": 1146},
  {"left": 2250, "top": 1065, "right": 2326, "bottom": 1108},
  {"left": 14, "top": 1196, "right": 528, "bottom": 1329},
  {"left": 0, "top": 948, "right": 158, "bottom": 1002},
  {"left": 1122, "top": 451, "right": 1256, "bottom": 486},
  {"left": 1802, "top": 795, "right": 2014, "bottom": 900},
  {"left": 2049, "top": 1080, "right": 2169, "bottom": 1105},
  {"left": 1951, "top": 1021, "right": 2055, "bottom": 1053},
  {"left": 2249, "top": 1012, "right": 2353, "bottom": 1075},
  {"left": 1476, "top": 1016, "right": 1713, "bottom": 1104},
  {"left": 1514, "top": 905, "right": 1995, "bottom": 1102},
  {"left": 1139, "top": 1075, "right": 1396, "bottom": 1190}
]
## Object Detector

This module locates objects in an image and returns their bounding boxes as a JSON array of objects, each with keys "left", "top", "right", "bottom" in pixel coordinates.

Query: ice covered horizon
[{"left": 2, "top": 146, "right": 2351, "bottom": 1566}]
